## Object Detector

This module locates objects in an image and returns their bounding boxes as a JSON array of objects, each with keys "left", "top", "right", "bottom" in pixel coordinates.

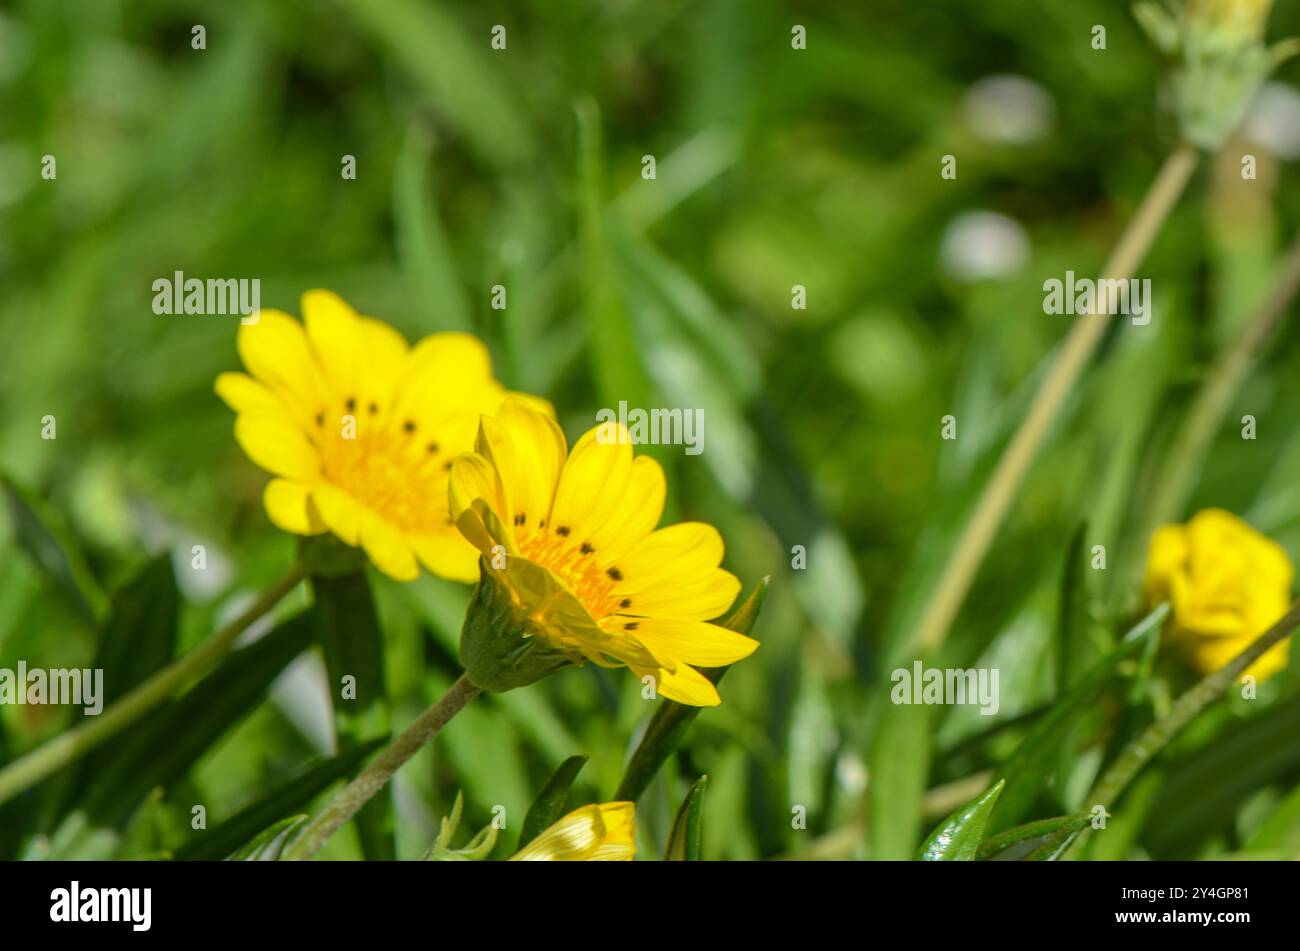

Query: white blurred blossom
[
  {"left": 1244, "top": 81, "right": 1300, "bottom": 160},
  {"left": 962, "top": 74, "right": 1055, "bottom": 145},
  {"left": 940, "top": 210, "right": 1030, "bottom": 282}
]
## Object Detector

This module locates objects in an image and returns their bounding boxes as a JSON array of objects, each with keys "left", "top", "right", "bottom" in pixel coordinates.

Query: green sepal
[{"left": 458, "top": 558, "right": 575, "bottom": 693}]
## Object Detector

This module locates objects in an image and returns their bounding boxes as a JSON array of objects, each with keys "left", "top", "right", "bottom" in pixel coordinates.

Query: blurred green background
[{"left": 4, "top": 0, "right": 1300, "bottom": 860}]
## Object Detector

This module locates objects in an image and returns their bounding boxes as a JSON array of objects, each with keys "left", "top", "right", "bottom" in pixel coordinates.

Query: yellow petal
[
  {"left": 624, "top": 615, "right": 759, "bottom": 670},
  {"left": 622, "top": 617, "right": 757, "bottom": 668},
  {"left": 613, "top": 568, "right": 741, "bottom": 621},
  {"left": 612, "top": 522, "right": 725, "bottom": 590},
  {"left": 643, "top": 663, "right": 721, "bottom": 706},
  {"left": 589, "top": 802, "right": 637, "bottom": 860},
  {"left": 1142, "top": 524, "right": 1187, "bottom": 605},
  {"left": 476, "top": 399, "right": 566, "bottom": 540},
  {"left": 391, "top": 332, "right": 503, "bottom": 422},
  {"left": 588, "top": 455, "right": 665, "bottom": 563},
  {"left": 215, "top": 372, "right": 285, "bottom": 417},
  {"left": 502, "top": 391, "right": 557, "bottom": 419},
  {"left": 234, "top": 413, "right": 321, "bottom": 481},
  {"left": 449, "top": 452, "right": 507, "bottom": 541},
  {"left": 301, "top": 293, "right": 413, "bottom": 429},
  {"left": 302, "top": 290, "right": 363, "bottom": 399},
  {"left": 358, "top": 510, "right": 419, "bottom": 581},
  {"left": 1192, "top": 634, "right": 1289, "bottom": 682},
  {"left": 263, "top": 479, "right": 326, "bottom": 535},
  {"left": 310, "top": 483, "right": 363, "bottom": 545},
  {"left": 236, "top": 308, "right": 329, "bottom": 426},
  {"left": 509, "top": 802, "right": 636, "bottom": 861},
  {"left": 359, "top": 315, "right": 410, "bottom": 377},
  {"left": 411, "top": 532, "right": 480, "bottom": 583},
  {"left": 547, "top": 424, "right": 633, "bottom": 547}
]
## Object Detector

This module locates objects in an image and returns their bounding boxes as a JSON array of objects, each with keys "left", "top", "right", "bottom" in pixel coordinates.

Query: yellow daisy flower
[
  {"left": 509, "top": 802, "right": 636, "bottom": 861},
  {"left": 1143, "top": 508, "right": 1293, "bottom": 680},
  {"left": 449, "top": 399, "right": 757, "bottom": 706},
  {"left": 216, "top": 290, "right": 542, "bottom": 582}
]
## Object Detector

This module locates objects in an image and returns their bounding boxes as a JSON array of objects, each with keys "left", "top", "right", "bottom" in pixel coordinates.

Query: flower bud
[{"left": 1136, "top": 0, "right": 1296, "bottom": 148}]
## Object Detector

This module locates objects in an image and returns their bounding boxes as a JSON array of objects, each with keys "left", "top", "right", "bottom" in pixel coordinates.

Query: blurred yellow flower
[
  {"left": 450, "top": 399, "right": 756, "bottom": 706},
  {"left": 509, "top": 802, "right": 636, "bottom": 861},
  {"left": 1143, "top": 508, "right": 1293, "bottom": 680},
  {"left": 216, "top": 290, "right": 544, "bottom": 582},
  {"left": 1186, "top": 0, "right": 1273, "bottom": 39}
]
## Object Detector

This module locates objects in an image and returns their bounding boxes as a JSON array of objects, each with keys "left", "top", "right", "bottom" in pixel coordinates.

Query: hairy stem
[
  {"left": 283, "top": 673, "right": 481, "bottom": 861},
  {"left": 1088, "top": 596, "right": 1300, "bottom": 813}
]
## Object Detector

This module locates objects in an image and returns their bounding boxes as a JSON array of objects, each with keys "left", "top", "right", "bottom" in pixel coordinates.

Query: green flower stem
[
  {"left": 906, "top": 143, "right": 1200, "bottom": 657},
  {"left": 1082, "top": 596, "right": 1300, "bottom": 835},
  {"left": 283, "top": 672, "right": 481, "bottom": 861},
  {"left": 1144, "top": 231, "right": 1300, "bottom": 536},
  {"left": 0, "top": 563, "right": 307, "bottom": 807}
]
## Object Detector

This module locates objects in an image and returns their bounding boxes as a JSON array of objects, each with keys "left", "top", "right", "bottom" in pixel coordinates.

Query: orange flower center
[
  {"left": 314, "top": 409, "right": 450, "bottom": 535},
  {"left": 519, "top": 529, "right": 625, "bottom": 622}
]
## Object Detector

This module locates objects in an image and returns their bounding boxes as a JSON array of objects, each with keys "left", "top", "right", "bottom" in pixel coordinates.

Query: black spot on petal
[
  {"left": 607, "top": 567, "right": 622, "bottom": 581},
  {"left": 556, "top": 526, "right": 571, "bottom": 537}
]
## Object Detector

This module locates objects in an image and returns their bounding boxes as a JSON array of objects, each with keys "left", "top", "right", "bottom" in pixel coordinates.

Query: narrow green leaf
[
  {"left": 869, "top": 699, "right": 933, "bottom": 859},
  {"left": 58, "top": 557, "right": 180, "bottom": 820},
  {"left": 1050, "top": 523, "right": 1098, "bottom": 818},
  {"left": 228, "top": 816, "right": 308, "bottom": 861},
  {"left": 519, "top": 755, "right": 588, "bottom": 850},
  {"left": 394, "top": 123, "right": 472, "bottom": 333},
  {"left": 1055, "top": 522, "right": 1089, "bottom": 696},
  {"left": 0, "top": 713, "right": 16, "bottom": 860},
  {"left": 915, "top": 779, "right": 1005, "bottom": 861},
  {"left": 1, "top": 474, "right": 106, "bottom": 626},
  {"left": 977, "top": 812, "right": 1091, "bottom": 861},
  {"left": 614, "top": 579, "right": 767, "bottom": 802},
  {"left": 664, "top": 775, "right": 707, "bottom": 861},
  {"left": 174, "top": 739, "right": 385, "bottom": 861},
  {"left": 615, "top": 231, "right": 760, "bottom": 398},
  {"left": 1246, "top": 783, "right": 1300, "bottom": 853},
  {"left": 575, "top": 98, "right": 651, "bottom": 411},
  {"left": 311, "top": 569, "right": 394, "bottom": 860},
  {"left": 992, "top": 603, "right": 1169, "bottom": 827},
  {"left": 337, "top": 0, "right": 532, "bottom": 167},
  {"left": 76, "top": 612, "right": 317, "bottom": 827},
  {"left": 91, "top": 557, "right": 181, "bottom": 703}
]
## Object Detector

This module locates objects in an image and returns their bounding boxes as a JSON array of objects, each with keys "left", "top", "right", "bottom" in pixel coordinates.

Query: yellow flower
[
  {"left": 1143, "top": 508, "right": 1293, "bottom": 680},
  {"left": 449, "top": 399, "right": 757, "bottom": 706},
  {"left": 1186, "top": 0, "right": 1273, "bottom": 40},
  {"left": 216, "top": 290, "right": 544, "bottom": 582},
  {"left": 509, "top": 802, "right": 636, "bottom": 861}
]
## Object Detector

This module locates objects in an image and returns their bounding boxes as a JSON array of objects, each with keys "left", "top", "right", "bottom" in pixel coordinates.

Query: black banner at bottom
[{"left": 0, "top": 859, "right": 1287, "bottom": 938}]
